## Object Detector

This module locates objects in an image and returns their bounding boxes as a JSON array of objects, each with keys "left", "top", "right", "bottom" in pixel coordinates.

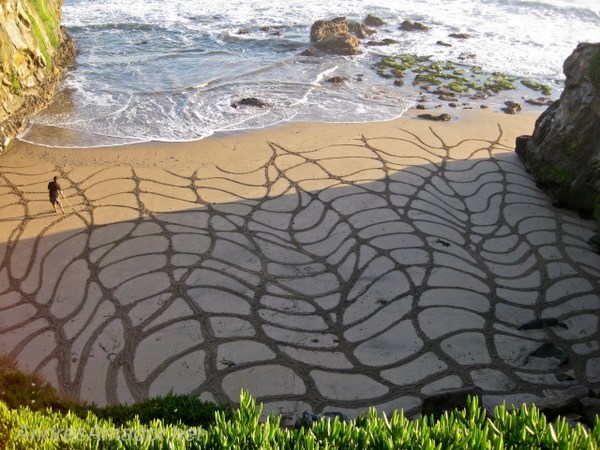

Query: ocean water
[{"left": 20, "top": 0, "right": 600, "bottom": 147}]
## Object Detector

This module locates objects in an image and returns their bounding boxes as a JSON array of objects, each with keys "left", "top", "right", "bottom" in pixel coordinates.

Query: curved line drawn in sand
[{"left": 0, "top": 124, "right": 599, "bottom": 418}]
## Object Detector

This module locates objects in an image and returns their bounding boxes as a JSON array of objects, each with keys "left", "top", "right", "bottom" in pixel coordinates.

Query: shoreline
[{"left": 5, "top": 108, "right": 540, "bottom": 172}]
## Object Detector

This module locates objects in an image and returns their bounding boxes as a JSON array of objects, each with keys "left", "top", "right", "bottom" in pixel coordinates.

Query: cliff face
[
  {"left": 517, "top": 42, "right": 600, "bottom": 245},
  {"left": 0, "top": 0, "right": 75, "bottom": 153}
]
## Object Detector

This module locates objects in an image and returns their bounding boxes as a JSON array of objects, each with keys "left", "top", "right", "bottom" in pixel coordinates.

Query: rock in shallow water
[{"left": 417, "top": 113, "right": 451, "bottom": 121}]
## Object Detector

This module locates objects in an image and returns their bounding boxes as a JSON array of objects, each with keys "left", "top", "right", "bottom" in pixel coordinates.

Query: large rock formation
[
  {"left": 309, "top": 17, "right": 374, "bottom": 55},
  {"left": 516, "top": 42, "right": 600, "bottom": 244},
  {"left": 0, "top": 0, "right": 75, "bottom": 154}
]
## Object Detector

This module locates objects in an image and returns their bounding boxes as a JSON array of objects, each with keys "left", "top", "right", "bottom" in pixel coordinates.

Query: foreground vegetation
[
  {"left": 2, "top": 392, "right": 599, "bottom": 449},
  {"left": 1, "top": 357, "right": 599, "bottom": 449}
]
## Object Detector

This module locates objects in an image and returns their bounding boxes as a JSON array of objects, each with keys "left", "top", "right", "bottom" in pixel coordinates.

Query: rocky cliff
[
  {"left": 0, "top": 0, "right": 75, "bottom": 153},
  {"left": 516, "top": 42, "right": 600, "bottom": 246}
]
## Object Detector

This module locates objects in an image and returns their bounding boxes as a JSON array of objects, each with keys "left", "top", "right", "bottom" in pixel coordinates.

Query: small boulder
[
  {"left": 458, "top": 52, "right": 476, "bottom": 60},
  {"left": 400, "top": 20, "right": 430, "bottom": 32},
  {"left": 449, "top": 32, "right": 470, "bottom": 39},
  {"left": 365, "top": 40, "right": 389, "bottom": 47},
  {"left": 299, "top": 48, "right": 319, "bottom": 57},
  {"left": 418, "top": 113, "right": 451, "bottom": 121},
  {"left": 581, "top": 397, "right": 600, "bottom": 427},
  {"left": 314, "top": 34, "right": 360, "bottom": 55},
  {"left": 422, "top": 387, "right": 483, "bottom": 418},
  {"left": 310, "top": 17, "right": 349, "bottom": 42},
  {"left": 364, "top": 14, "right": 385, "bottom": 27},
  {"left": 439, "top": 94, "right": 457, "bottom": 101},
  {"left": 295, "top": 411, "right": 350, "bottom": 428},
  {"left": 436, "top": 40, "right": 452, "bottom": 47},
  {"left": 326, "top": 76, "right": 345, "bottom": 84},
  {"left": 231, "top": 97, "right": 270, "bottom": 109},
  {"left": 348, "top": 21, "right": 375, "bottom": 38},
  {"left": 535, "top": 388, "right": 589, "bottom": 420},
  {"left": 502, "top": 100, "right": 522, "bottom": 114},
  {"left": 525, "top": 97, "right": 554, "bottom": 106}
]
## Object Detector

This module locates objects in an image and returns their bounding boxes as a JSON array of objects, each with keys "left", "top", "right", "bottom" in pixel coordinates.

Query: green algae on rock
[
  {"left": 374, "top": 54, "right": 560, "bottom": 99},
  {"left": 521, "top": 79, "right": 553, "bottom": 96}
]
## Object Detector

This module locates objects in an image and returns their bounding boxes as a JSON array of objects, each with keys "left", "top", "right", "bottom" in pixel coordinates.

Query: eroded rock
[
  {"left": 0, "top": 1, "right": 76, "bottom": 154},
  {"left": 516, "top": 42, "right": 600, "bottom": 241},
  {"left": 231, "top": 97, "right": 270, "bottom": 109},
  {"left": 309, "top": 17, "right": 362, "bottom": 55},
  {"left": 314, "top": 34, "right": 360, "bottom": 55}
]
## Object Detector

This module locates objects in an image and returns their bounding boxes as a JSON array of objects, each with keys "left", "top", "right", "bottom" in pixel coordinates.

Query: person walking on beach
[{"left": 48, "top": 176, "right": 65, "bottom": 214}]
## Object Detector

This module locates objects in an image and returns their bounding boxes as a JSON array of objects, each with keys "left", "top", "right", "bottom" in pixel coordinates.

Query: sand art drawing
[{"left": 0, "top": 123, "right": 599, "bottom": 418}]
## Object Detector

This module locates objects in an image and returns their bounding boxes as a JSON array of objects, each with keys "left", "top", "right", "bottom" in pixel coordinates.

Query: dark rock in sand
[
  {"left": 435, "top": 87, "right": 456, "bottom": 96},
  {"left": 231, "top": 97, "right": 270, "bottom": 109},
  {"left": 394, "top": 79, "right": 404, "bottom": 87},
  {"left": 502, "top": 100, "right": 522, "bottom": 114},
  {"left": 418, "top": 113, "right": 451, "bottom": 121},
  {"left": 364, "top": 14, "right": 385, "bottom": 27},
  {"left": 581, "top": 397, "right": 600, "bottom": 427},
  {"left": 449, "top": 32, "right": 470, "bottom": 39},
  {"left": 458, "top": 52, "right": 476, "bottom": 60},
  {"left": 436, "top": 40, "right": 452, "bottom": 47},
  {"left": 422, "top": 387, "right": 483, "bottom": 418},
  {"left": 534, "top": 386, "right": 589, "bottom": 420},
  {"left": 294, "top": 411, "right": 350, "bottom": 428},
  {"left": 399, "top": 20, "right": 430, "bottom": 32}
]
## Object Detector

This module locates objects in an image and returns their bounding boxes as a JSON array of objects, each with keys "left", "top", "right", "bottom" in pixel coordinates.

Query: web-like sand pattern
[{"left": 1, "top": 124, "right": 599, "bottom": 417}]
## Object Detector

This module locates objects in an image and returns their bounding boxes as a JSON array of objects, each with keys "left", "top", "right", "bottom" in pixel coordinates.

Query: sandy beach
[{"left": 1, "top": 109, "right": 599, "bottom": 418}]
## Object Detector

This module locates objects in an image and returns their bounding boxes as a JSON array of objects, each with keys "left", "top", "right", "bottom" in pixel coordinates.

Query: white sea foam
[{"left": 22, "top": 0, "right": 600, "bottom": 147}]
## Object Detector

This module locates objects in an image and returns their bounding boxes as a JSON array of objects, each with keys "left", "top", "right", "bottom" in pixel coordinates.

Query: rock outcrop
[
  {"left": 516, "top": 42, "right": 600, "bottom": 243},
  {"left": 0, "top": 0, "right": 75, "bottom": 154},
  {"left": 309, "top": 17, "right": 373, "bottom": 55}
]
